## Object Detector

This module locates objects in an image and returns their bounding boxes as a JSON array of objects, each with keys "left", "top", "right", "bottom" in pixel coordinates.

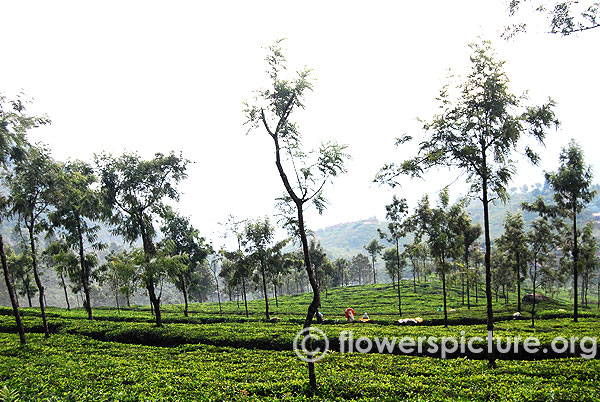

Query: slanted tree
[
  {"left": 244, "top": 39, "right": 349, "bottom": 390},
  {"left": 376, "top": 39, "right": 558, "bottom": 366},
  {"left": 6, "top": 246, "right": 35, "bottom": 308},
  {"left": 496, "top": 212, "right": 528, "bottom": 312},
  {"left": 7, "top": 145, "right": 59, "bottom": 338},
  {"left": 160, "top": 208, "right": 210, "bottom": 317},
  {"left": 0, "top": 92, "right": 49, "bottom": 345},
  {"left": 48, "top": 160, "right": 105, "bottom": 320},
  {"left": 523, "top": 139, "right": 595, "bottom": 322},
  {"left": 96, "top": 151, "right": 189, "bottom": 327},
  {"left": 378, "top": 195, "right": 409, "bottom": 314},
  {"left": 364, "top": 239, "right": 384, "bottom": 284}
]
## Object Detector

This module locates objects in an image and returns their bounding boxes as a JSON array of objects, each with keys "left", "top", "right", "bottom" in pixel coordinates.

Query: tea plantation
[{"left": 1, "top": 282, "right": 599, "bottom": 401}]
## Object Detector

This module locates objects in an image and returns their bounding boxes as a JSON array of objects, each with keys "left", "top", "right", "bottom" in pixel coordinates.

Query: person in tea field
[
  {"left": 345, "top": 307, "right": 355, "bottom": 323},
  {"left": 359, "top": 312, "right": 370, "bottom": 322}
]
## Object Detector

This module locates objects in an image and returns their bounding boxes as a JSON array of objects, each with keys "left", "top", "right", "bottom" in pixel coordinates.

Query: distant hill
[{"left": 315, "top": 184, "right": 600, "bottom": 260}]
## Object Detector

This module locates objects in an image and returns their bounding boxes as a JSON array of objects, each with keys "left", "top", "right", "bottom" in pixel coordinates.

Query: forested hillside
[{"left": 315, "top": 184, "right": 600, "bottom": 260}]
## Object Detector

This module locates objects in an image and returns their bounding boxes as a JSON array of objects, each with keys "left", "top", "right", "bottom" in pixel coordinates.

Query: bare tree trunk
[
  {"left": 461, "top": 275, "right": 465, "bottom": 306},
  {"left": 214, "top": 271, "right": 222, "bottom": 314},
  {"left": 147, "top": 282, "right": 162, "bottom": 327},
  {"left": 76, "top": 217, "right": 93, "bottom": 320},
  {"left": 181, "top": 276, "right": 189, "bottom": 317},
  {"left": 297, "top": 205, "right": 320, "bottom": 392},
  {"left": 260, "top": 257, "right": 270, "bottom": 320},
  {"left": 274, "top": 283, "right": 279, "bottom": 307},
  {"left": 28, "top": 224, "right": 49, "bottom": 338},
  {"left": 242, "top": 277, "right": 249, "bottom": 318},
  {"left": 573, "top": 205, "right": 579, "bottom": 322},
  {"left": 465, "top": 249, "right": 471, "bottom": 310},
  {"left": 371, "top": 256, "right": 377, "bottom": 284},
  {"left": 442, "top": 267, "right": 448, "bottom": 328},
  {"left": 482, "top": 177, "right": 496, "bottom": 367},
  {"left": 531, "top": 256, "right": 538, "bottom": 327},
  {"left": 59, "top": 271, "right": 71, "bottom": 311},
  {"left": 516, "top": 252, "right": 522, "bottom": 313},
  {"left": 395, "top": 239, "right": 402, "bottom": 316},
  {"left": 467, "top": 277, "right": 471, "bottom": 310},
  {"left": 115, "top": 290, "right": 120, "bottom": 314},
  {"left": 1, "top": 233, "right": 26, "bottom": 345},
  {"left": 22, "top": 276, "right": 33, "bottom": 307}
]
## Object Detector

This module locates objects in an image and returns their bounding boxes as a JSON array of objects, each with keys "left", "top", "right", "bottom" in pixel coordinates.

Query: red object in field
[{"left": 345, "top": 308, "right": 355, "bottom": 319}]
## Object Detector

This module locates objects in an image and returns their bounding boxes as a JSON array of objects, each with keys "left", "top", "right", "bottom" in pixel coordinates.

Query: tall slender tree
[
  {"left": 496, "top": 212, "right": 527, "bottom": 312},
  {"left": 378, "top": 195, "right": 409, "bottom": 315},
  {"left": 523, "top": 139, "right": 595, "bottom": 322},
  {"left": 580, "top": 222, "right": 597, "bottom": 307},
  {"left": 350, "top": 254, "right": 370, "bottom": 286},
  {"left": 244, "top": 39, "right": 349, "bottom": 390},
  {"left": 450, "top": 205, "right": 481, "bottom": 310},
  {"left": 527, "top": 217, "right": 557, "bottom": 327},
  {"left": 376, "top": 40, "right": 558, "bottom": 366},
  {"left": 160, "top": 208, "right": 210, "bottom": 317},
  {"left": 207, "top": 252, "right": 223, "bottom": 314},
  {"left": 221, "top": 215, "right": 250, "bottom": 317},
  {"left": 7, "top": 145, "right": 59, "bottom": 338},
  {"left": 333, "top": 257, "right": 350, "bottom": 287},
  {"left": 96, "top": 151, "right": 189, "bottom": 327},
  {"left": 43, "top": 240, "right": 79, "bottom": 311},
  {"left": 48, "top": 160, "right": 105, "bottom": 320},
  {"left": 99, "top": 249, "right": 138, "bottom": 312},
  {"left": 244, "top": 217, "right": 275, "bottom": 320},
  {"left": 413, "top": 189, "right": 461, "bottom": 327},
  {"left": 6, "top": 246, "right": 35, "bottom": 308},
  {"left": 364, "top": 239, "right": 384, "bottom": 284}
]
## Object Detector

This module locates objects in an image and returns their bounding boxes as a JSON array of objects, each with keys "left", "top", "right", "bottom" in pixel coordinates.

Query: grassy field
[{"left": 1, "top": 281, "right": 599, "bottom": 401}]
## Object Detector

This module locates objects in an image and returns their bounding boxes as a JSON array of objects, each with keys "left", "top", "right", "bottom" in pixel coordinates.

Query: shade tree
[
  {"left": 48, "top": 160, "right": 105, "bottom": 320},
  {"left": 364, "top": 239, "right": 384, "bottom": 284},
  {"left": 527, "top": 217, "right": 559, "bottom": 326},
  {"left": 244, "top": 40, "right": 350, "bottom": 389},
  {"left": 523, "top": 139, "right": 595, "bottom": 321},
  {"left": 377, "top": 39, "right": 558, "bottom": 366},
  {"left": 496, "top": 212, "right": 528, "bottom": 312},
  {"left": 42, "top": 240, "right": 79, "bottom": 311},
  {"left": 96, "top": 151, "right": 189, "bottom": 327},
  {"left": 160, "top": 208, "right": 210, "bottom": 317},
  {"left": 7, "top": 145, "right": 60, "bottom": 337}
]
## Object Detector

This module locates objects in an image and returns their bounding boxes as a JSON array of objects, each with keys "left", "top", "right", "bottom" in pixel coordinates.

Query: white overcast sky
[{"left": 1, "top": 1, "right": 598, "bottom": 244}]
